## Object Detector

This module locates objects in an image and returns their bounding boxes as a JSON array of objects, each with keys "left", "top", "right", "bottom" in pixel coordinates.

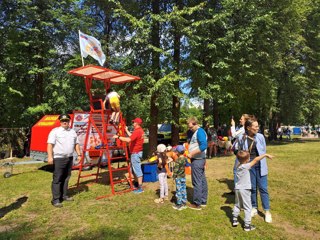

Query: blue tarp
[{"left": 293, "top": 127, "right": 301, "bottom": 135}]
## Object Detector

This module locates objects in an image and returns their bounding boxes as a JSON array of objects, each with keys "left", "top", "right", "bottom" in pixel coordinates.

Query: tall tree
[
  {"left": 0, "top": 0, "right": 91, "bottom": 127},
  {"left": 171, "top": 0, "right": 184, "bottom": 145},
  {"left": 302, "top": 0, "right": 320, "bottom": 126}
]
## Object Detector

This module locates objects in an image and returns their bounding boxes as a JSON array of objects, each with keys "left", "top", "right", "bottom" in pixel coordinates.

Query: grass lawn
[{"left": 0, "top": 139, "right": 319, "bottom": 240}]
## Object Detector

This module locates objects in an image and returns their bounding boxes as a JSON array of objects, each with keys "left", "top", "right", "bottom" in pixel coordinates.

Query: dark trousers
[
  {"left": 191, "top": 158, "right": 208, "bottom": 206},
  {"left": 52, "top": 157, "right": 73, "bottom": 203}
]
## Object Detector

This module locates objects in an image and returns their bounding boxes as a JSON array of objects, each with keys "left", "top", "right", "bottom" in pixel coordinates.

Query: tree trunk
[
  {"left": 9, "top": 144, "right": 13, "bottom": 159},
  {"left": 171, "top": 0, "right": 183, "bottom": 146},
  {"left": 172, "top": 93, "right": 180, "bottom": 145},
  {"left": 149, "top": 94, "right": 159, "bottom": 153},
  {"left": 35, "top": 71, "right": 44, "bottom": 104},
  {"left": 269, "top": 85, "right": 283, "bottom": 141},
  {"left": 103, "top": 18, "right": 112, "bottom": 68},
  {"left": 203, "top": 98, "right": 210, "bottom": 127},
  {"left": 148, "top": 0, "right": 161, "bottom": 155},
  {"left": 269, "top": 112, "right": 279, "bottom": 141},
  {"left": 213, "top": 99, "right": 219, "bottom": 129}
]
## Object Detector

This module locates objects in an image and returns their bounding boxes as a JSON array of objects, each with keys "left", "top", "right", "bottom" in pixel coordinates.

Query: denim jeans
[
  {"left": 131, "top": 152, "right": 143, "bottom": 178},
  {"left": 191, "top": 158, "right": 208, "bottom": 206},
  {"left": 250, "top": 165, "right": 270, "bottom": 210}
]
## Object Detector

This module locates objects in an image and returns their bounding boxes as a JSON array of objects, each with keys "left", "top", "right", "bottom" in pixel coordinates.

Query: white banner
[{"left": 79, "top": 30, "right": 106, "bottom": 66}]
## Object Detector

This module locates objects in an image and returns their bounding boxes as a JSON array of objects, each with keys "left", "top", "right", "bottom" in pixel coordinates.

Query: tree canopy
[{"left": 1, "top": 0, "right": 319, "bottom": 151}]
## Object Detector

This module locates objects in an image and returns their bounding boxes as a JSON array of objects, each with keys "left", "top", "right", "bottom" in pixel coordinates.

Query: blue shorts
[{"left": 131, "top": 152, "right": 143, "bottom": 178}]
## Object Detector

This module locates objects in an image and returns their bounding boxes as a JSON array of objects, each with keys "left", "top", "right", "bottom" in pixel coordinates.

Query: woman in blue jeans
[{"left": 237, "top": 118, "right": 272, "bottom": 223}]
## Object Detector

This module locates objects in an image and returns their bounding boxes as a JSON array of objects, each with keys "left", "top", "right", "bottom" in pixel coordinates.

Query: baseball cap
[
  {"left": 132, "top": 118, "right": 143, "bottom": 124},
  {"left": 166, "top": 145, "right": 172, "bottom": 151},
  {"left": 175, "top": 145, "right": 185, "bottom": 154},
  {"left": 157, "top": 144, "right": 166, "bottom": 153},
  {"left": 58, "top": 114, "right": 71, "bottom": 121}
]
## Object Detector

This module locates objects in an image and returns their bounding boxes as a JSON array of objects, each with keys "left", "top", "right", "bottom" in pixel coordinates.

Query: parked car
[{"left": 157, "top": 123, "right": 187, "bottom": 144}]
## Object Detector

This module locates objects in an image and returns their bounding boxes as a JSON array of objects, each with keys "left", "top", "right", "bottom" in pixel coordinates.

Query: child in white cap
[{"left": 154, "top": 144, "right": 170, "bottom": 203}]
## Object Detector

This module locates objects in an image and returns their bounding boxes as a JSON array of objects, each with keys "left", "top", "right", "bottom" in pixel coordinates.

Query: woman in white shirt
[
  {"left": 230, "top": 114, "right": 255, "bottom": 194},
  {"left": 231, "top": 114, "right": 252, "bottom": 139}
]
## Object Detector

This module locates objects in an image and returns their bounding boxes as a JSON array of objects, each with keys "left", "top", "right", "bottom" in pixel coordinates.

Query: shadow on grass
[
  {"left": 217, "top": 178, "right": 235, "bottom": 204},
  {"left": 220, "top": 206, "right": 233, "bottom": 224},
  {"left": 70, "top": 226, "right": 132, "bottom": 240},
  {"left": 68, "top": 184, "right": 89, "bottom": 196},
  {"left": 169, "top": 186, "right": 193, "bottom": 204},
  {"left": 217, "top": 178, "right": 234, "bottom": 192},
  {"left": 186, "top": 186, "right": 194, "bottom": 203},
  {"left": 220, "top": 205, "right": 244, "bottom": 227},
  {"left": 0, "top": 196, "right": 28, "bottom": 219},
  {"left": 38, "top": 164, "right": 54, "bottom": 173},
  {"left": 221, "top": 192, "right": 235, "bottom": 205},
  {"left": 80, "top": 168, "right": 129, "bottom": 186}
]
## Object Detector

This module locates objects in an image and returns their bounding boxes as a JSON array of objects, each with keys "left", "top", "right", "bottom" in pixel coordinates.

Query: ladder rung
[
  {"left": 112, "top": 179, "right": 130, "bottom": 184},
  {"left": 115, "top": 188, "right": 135, "bottom": 194},
  {"left": 108, "top": 146, "right": 124, "bottom": 149},
  {"left": 79, "top": 173, "right": 98, "bottom": 178},
  {"left": 110, "top": 156, "right": 127, "bottom": 160},
  {"left": 75, "top": 163, "right": 94, "bottom": 167},
  {"left": 111, "top": 167, "right": 129, "bottom": 172},
  {"left": 94, "top": 146, "right": 125, "bottom": 150}
]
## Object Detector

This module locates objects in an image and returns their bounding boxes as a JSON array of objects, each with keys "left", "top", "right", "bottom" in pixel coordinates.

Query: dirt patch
[
  {"left": 272, "top": 216, "right": 320, "bottom": 240},
  {"left": 0, "top": 223, "right": 17, "bottom": 233}
]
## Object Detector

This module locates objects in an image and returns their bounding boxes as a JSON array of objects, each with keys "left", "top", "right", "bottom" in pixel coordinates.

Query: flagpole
[{"left": 79, "top": 30, "right": 85, "bottom": 66}]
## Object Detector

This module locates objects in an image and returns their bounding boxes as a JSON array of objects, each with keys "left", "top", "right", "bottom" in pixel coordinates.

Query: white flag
[{"left": 79, "top": 30, "right": 106, "bottom": 66}]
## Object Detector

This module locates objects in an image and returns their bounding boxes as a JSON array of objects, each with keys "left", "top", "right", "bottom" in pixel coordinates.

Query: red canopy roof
[{"left": 68, "top": 65, "right": 140, "bottom": 84}]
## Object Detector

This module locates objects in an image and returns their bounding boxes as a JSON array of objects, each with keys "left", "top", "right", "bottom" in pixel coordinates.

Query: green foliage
[
  {"left": 0, "top": 0, "right": 319, "bottom": 138},
  {"left": 0, "top": 0, "right": 91, "bottom": 127},
  {"left": 301, "top": 0, "right": 320, "bottom": 125}
]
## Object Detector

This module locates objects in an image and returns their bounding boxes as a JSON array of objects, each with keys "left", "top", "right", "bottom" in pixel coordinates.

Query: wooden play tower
[{"left": 68, "top": 65, "right": 140, "bottom": 198}]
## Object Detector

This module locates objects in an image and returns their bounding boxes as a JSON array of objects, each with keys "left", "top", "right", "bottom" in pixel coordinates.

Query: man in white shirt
[{"left": 47, "top": 114, "right": 81, "bottom": 208}]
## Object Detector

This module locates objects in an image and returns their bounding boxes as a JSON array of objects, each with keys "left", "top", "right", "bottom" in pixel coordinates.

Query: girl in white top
[{"left": 231, "top": 114, "right": 252, "bottom": 139}]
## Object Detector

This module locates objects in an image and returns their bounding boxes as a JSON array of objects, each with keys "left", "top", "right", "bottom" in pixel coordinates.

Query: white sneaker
[
  {"left": 251, "top": 208, "right": 258, "bottom": 217},
  {"left": 265, "top": 211, "right": 272, "bottom": 223}
]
